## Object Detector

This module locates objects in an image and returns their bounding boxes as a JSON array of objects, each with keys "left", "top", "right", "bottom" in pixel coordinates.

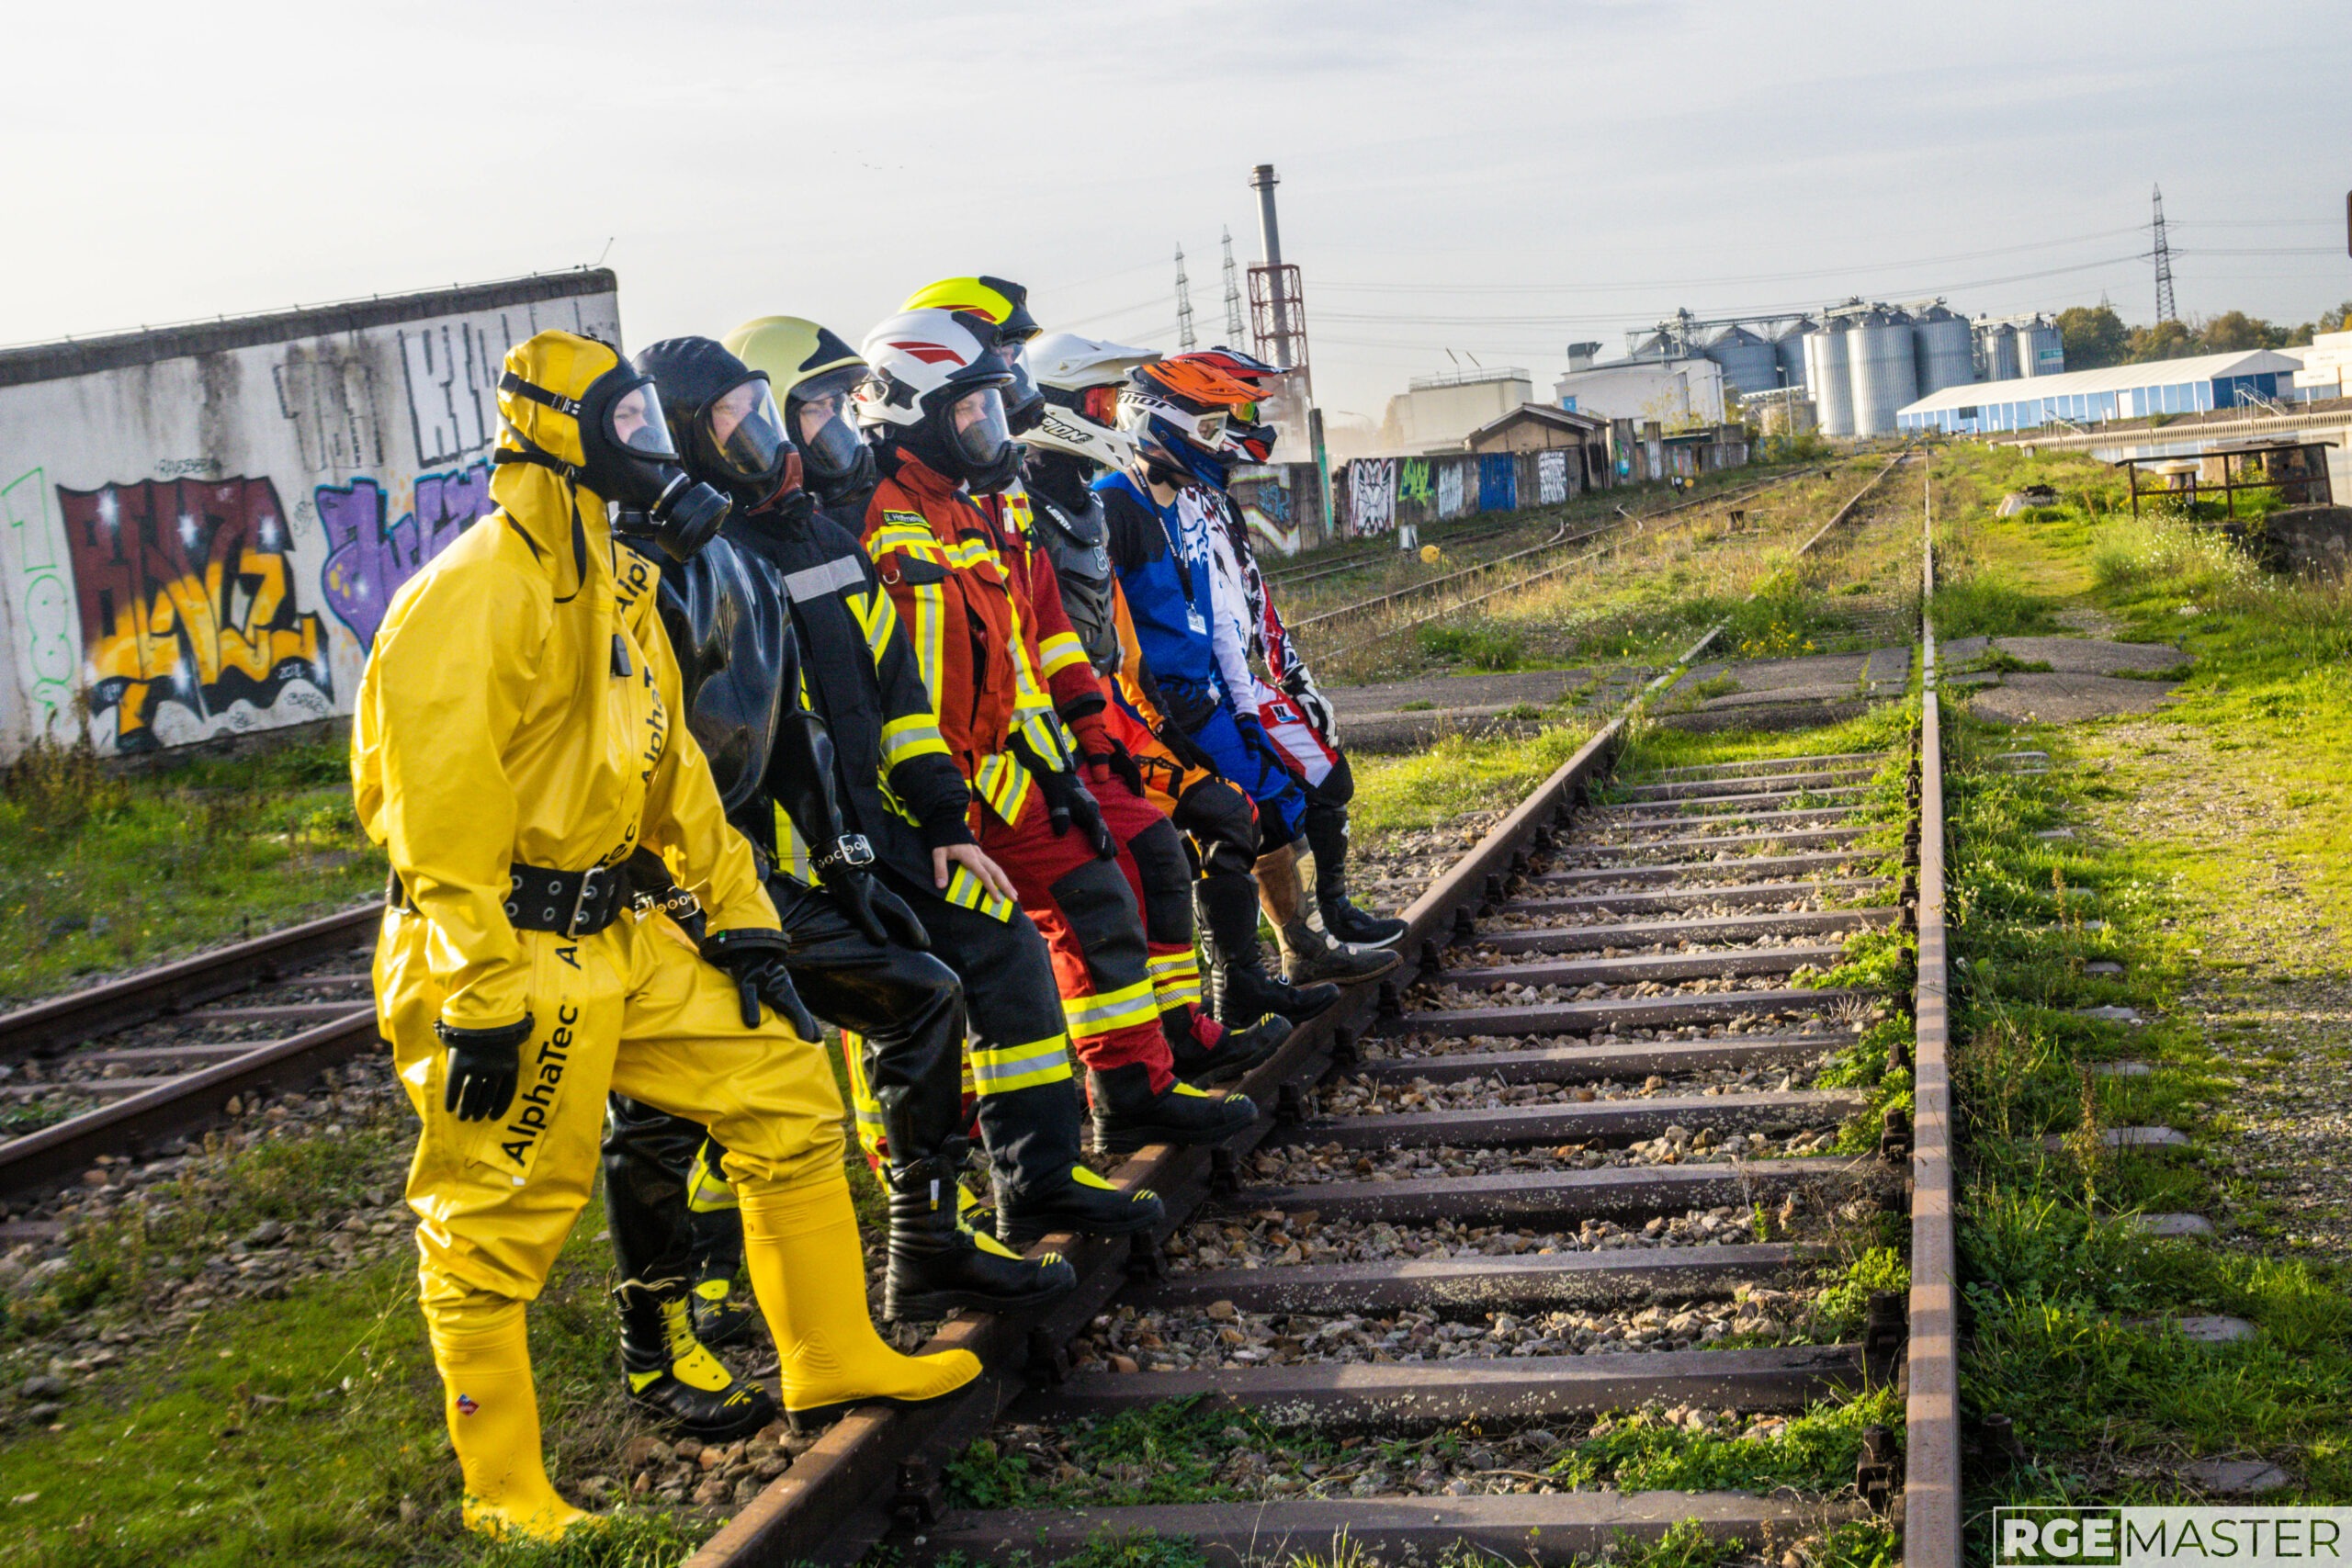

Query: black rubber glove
[
  {"left": 1283, "top": 674, "right": 1338, "bottom": 744},
  {"left": 701, "top": 930, "right": 820, "bottom": 1038},
  {"left": 1013, "top": 732, "right": 1117, "bottom": 860},
  {"left": 826, "top": 864, "right": 932, "bottom": 951},
  {"left": 435, "top": 1016, "right": 531, "bottom": 1122},
  {"left": 1084, "top": 736, "right": 1148, "bottom": 800}
]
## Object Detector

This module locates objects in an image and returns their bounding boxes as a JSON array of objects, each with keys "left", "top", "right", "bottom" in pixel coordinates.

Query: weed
[{"left": 1417, "top": 624, "right": 1524, "bottom": 670}]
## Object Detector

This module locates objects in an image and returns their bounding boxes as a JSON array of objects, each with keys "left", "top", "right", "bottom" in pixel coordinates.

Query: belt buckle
[
  {"left": 839, "top": 834, "right": 875, "bottom": 870},
  {"left": 567, "top": 865, "right": 609, "bottom": 938}
]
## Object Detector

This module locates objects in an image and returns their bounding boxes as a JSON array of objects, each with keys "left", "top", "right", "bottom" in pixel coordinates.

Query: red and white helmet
[
  {"left": 1022, "top": 331, "right": 1160, "bottom": 472},
  {"left": 854, "top": 309, "right": 1010, "bottom": 432}
]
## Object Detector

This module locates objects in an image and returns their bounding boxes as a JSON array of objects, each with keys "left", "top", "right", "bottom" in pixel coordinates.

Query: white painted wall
[
  {"left": 0, "top": 282, "right": 620, "bottom": 759},
  {"left": 1553, "top": 357, "right": 1726, "bottom": 428}
]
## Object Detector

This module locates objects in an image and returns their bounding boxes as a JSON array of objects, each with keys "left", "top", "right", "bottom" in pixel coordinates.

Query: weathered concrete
[
  {"left": 1943, "top": 636, "right": 2187, "bottom": 676},
  {"left": 2257, "top": 504, "right": 2352, "bottom": 576},
  {"left": 1329, "top": 665, "right": 1652, "bottom": 752},
  {"left": 1653, "top": 645, "right": 1910, "bottom": 732},
  {"left": 1970, "top": 673, "right": 2180, "bottom": 725}
]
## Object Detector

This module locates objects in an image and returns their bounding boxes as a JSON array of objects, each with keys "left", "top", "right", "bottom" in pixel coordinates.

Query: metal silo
[
  {"left": 1776, "top": 319, "right": 1815, "bottom": 390},
  {"left": 1704, "top": 325, "right": 1782, "bottom": 395},
  {"left": 1977, "top": 321, "right": 2019, "bottom": 382},
  {"left": 1912, "top": 304, "right": 1976, "bottom": 397},
  {"left": 1849, "top": 309, "right": 1919, "bottom": 437},
  {"left": 1804, "top": 320, "right": 1856, "bottom": 436},
  {"left": 2017, "top": 319, "right": 2064, "bottom": 378}
]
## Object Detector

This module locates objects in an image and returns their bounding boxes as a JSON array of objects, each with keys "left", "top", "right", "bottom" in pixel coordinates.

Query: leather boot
[
  {"left": 1306, "top": 801, "right": 1408, "bottom": 948},
  {"left": 1259, "top": 841, "right": 1401, "bottom": 987},
  {"left": 738, "top": 1170, "right": 981, "bottom": 1431},
  {"left": 1197, "top": 872, "right": 1339, "bottom": 1027},
  {"left": 997, "top": 1162, "right": 1164, "bottom": 1248},
  {"left": 684, "top": 1204, "right": 758, "bottom": 1349},
  {"left": 1164, "top": 1005, "right": 1288, "bottom": 1087},
  {"left": 1088, "top": 1061, "right": 1256, "bottom": 1156},
  {"left": 885, "top": 1150, "right": 1078, "bottom": 1320},
  {"left": 615, "top": 1277, "right": 779, "bottom": 1441}
]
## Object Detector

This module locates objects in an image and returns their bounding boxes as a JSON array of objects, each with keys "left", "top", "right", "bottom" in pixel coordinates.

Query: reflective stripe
[
  {"left": 970, "top": 1035, "right": 1074, "bottom": 1094},
  {"left": 1060, "top": 978, "right": 1159, "bottom": 1041},
  {"left": 1038, "top": 628, "right": 1089, "bottom": 678},
  {"left": 879, "top": 712, "right": 948, "bottom": 767},
  {"left": 782, "top": 555, "right": 866, "bottom": 604},
  {"left": 973, "top": 750, "right": 1034, "bottom": 829},
  {"left": 1148, "top": 950, "right": 1203, "bottom": 1009},
  {"left": 772, "top": 803, "right": 818, "bottom": 886},
  {"left": 943, "top": 861, "right": 1016, "bottom": 923}
]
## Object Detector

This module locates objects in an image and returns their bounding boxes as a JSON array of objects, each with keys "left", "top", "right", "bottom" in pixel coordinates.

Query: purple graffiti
[{"left": 316, "top": 462, "right": 491, "bottom": 649}]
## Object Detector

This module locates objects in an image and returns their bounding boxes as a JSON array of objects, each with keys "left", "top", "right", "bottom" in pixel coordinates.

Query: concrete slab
[
  {"left": 1677, "top": 652, "right": 1871, "bottom": 693},
  {"left": 1989, "top": 636, "right": 2187, "bottom": 676},
  {"left": 2126, "top": 1213, "right": 2216, "bottom": 1238},
  {"left": 1327, "top": 668, "right": 1594, "bottom": 718},
  {"left": 2038, "top": 1126, "right": 2190, "bottom": 1152},
  {"left": 2132, "top": 1314, "right": 2256, "bottom": 1344},
  {"left": 2086, "top": 960, "right": 2124, "bottom": 976},
  {"left": 2091, "top": 1061, "right": 2152, "bottom": 1077},
  {"left": 2181, "top": 1459, "right": 2291, "bottom": 1495},
  {"left": 2078, "top": 1006, "right": 2144, "bottom": 1023},
  {"left": 1971, "top": 672, "right": 2180, "bottom": 724},
  {"left": 1862, "top": 647, "right": 1911, "bottom": 686}
]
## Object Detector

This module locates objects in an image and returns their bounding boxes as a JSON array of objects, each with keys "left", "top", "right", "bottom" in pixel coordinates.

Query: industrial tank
[
  {"left": 1775, "top": 319, "right": 1815, "bottom": 390},
  {"left": 1912, "top": 305, "right": 1976, "bottom": 397},
  {"left": 1849, "top": 309, "right": 1920, "bottom": 437},
  {"left": 1977, "top": 322, "right": 2019, "bottom": 382},
  {"left": 2018, "top": 319, "right": 2064, "bottom": 378},
  {"left": 1703, "top": 325, "right": 1782, "bottom": 395},
  {"left": 1804, "top": 320, "right": 1856, "bottom": 436}
]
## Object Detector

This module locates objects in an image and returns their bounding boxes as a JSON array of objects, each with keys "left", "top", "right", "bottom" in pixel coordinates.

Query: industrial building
[
  {"left": 1379, "top": 366, "right": 1533, "bottom": 452},
  {"left": 1553, "top": 344, "right": 1725, "bottom": 428},
  {"left": 1894, "top": 349, "right": 2304, "bottom": 435}
]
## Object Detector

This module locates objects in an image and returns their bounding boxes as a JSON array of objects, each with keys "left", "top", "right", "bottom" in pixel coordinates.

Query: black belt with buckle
[{"left": 388, "top": 862, "right": 628, "bottom": 938}]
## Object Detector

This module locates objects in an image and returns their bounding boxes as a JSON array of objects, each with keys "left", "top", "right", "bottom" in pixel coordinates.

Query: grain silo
[
  {"left": 1703, "top": 325, "right": 1782, "bottom": 395},
  {"left": 1775, "top": 319, "right": 1815, "bottom": 390},
  {"left": 1804, "top": 319, "right": 1856, "bottom": 436},
  {"left": 1911, "top": 304, "right": 1976, "bottom": 397},
  {"left": 1849, "top": 308, "right": 1919, "bottom": 437},
  {"left": 2017, "top": 318, "right": 2064, "bottom": 378},
  {"left": 1976, "top": 321, "right": 2020, "bottom": 382}
]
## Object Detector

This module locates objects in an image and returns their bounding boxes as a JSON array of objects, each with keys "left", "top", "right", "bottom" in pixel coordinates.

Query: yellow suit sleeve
[
  {"left": 626, "top": 581, "right": 782, "bottom": 937},
  {"left": 361, "top": 551, "right": 543, "bottom": 1032}
]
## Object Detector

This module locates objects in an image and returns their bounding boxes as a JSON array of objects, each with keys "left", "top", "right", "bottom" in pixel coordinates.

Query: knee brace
[{"left": 1173, "top": 778, "right": 1259, "bottom": 881}]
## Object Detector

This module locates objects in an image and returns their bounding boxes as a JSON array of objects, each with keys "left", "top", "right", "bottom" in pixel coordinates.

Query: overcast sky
[{"left": 8, "top": 1, "right": 2346, "bottom": 422}]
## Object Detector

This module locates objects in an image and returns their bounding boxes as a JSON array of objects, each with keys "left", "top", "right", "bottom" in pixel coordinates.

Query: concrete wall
[
  {"left": 1554, "top": 358, "right": 1726, "bottom": 428},
  {"left": 1379, "top": 375, "right": 1534, "bottom": 452},
  {"left": 0, "top": 273, "right": 619, "bottom": 759}
]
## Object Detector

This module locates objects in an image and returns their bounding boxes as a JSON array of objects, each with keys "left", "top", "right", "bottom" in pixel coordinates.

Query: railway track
[
  {"left": 0, "top": 903, "right": 381, "bottom": 1199},
  {"left": 682, "top": 461, "right": 1953, "bottom": 1568}
]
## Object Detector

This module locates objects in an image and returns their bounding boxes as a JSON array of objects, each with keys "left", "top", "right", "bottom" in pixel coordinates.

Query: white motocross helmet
[{"left": 1022, "top": 331, "right": 1160, "bottom": 472}]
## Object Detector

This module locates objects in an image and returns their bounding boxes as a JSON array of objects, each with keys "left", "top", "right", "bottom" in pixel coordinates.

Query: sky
[{"left": 7, "top": 0, "right": 2348, "bottom": 425}]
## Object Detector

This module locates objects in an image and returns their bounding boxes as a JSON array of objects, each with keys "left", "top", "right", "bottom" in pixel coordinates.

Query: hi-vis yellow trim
[
  {"left": 879, "top": 711, "right": 948, "bottom": 768},
  {"left": 685, "top": 1143, "right": 738, "bottom": 1214},
  {"left": 842, "top": 1031, "right": 886, "bottom": 1160},
  {"left": 1146, "top": 949, "right": 1203, "bottom": 1010},
  {"left": 940, "top": 859, "right": 1017, "bottom": 924},
  {"left": 969, "top": 1034, "right": 1074, "bottom": 1095},
  {"left": 773, "top": 802, "right": 819, "bottom": 888},
  {"left": 1059, "top": 977, "right": 1159, "bottom": 1042},
  {"left": 1037, "top": 628, "right": 1089, "bottom": 680}
]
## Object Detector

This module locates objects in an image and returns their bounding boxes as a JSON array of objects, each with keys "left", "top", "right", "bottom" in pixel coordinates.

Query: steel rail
[{"left": 1905, "top": 468, "right": 1962, "bottom": 1568}]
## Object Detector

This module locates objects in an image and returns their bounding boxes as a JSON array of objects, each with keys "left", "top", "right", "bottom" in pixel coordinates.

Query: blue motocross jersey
[{"left": 1094, "top": 469, "right": 1221, "bottom": 701}]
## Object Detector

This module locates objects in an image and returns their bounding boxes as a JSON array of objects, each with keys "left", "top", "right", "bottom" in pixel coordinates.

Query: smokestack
[{"left": 1249, "top": 164, "right": 1295, "bottom": 371}]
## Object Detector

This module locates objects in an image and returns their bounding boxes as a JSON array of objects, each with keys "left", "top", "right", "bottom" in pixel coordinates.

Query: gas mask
[{"left": 497, "top": 365, "right": 734, "bottom": 560}]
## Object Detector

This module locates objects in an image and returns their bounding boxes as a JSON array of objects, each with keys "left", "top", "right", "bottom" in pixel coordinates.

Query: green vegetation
[
  {"left": 1415, "top": 624, "right": 1524, "bottom": 670},
  {"left": 1348, "top": 721, "right": 1601, "bottom": 836},
  {"left": 2052, "top": 300, "right": 2350, "bottom": 371},
  {"left": 0, "top": 728, "right": 381, "bottom": 1004}
]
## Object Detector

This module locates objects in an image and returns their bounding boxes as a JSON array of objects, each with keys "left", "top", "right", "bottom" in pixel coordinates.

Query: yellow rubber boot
[
  {"left": 427, "top": 1303, "right": 596, "bottom": 1541},
  {"left": 739, "top": 1168, "right": 981, "bottom": 1429}
]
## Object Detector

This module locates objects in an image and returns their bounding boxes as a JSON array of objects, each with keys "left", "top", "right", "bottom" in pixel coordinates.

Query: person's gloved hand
[
  {"left": 1082, "top": 736, "right": 1148, "bottom": 799},
  {"left": 1233, "top": 709, "right": 1273, "bottom": 756},
  {"left": 827, "top": 862, "right": 932, "bottom": 950},
  {"left": 1284, "top": 676, "right": 1337, "bottom": 743},
  {"left": 435, "top": 1016, "right": 532, "bottom": 1122},
  {"left": 1062, "top": 771, "right": 1117, "bottom": 860},
  {"left": 701, "top": 930, "right": 820, "bottom": 1038},
  {"left": 1012, "top": 732, "right": 1117, "bottom": 860}
]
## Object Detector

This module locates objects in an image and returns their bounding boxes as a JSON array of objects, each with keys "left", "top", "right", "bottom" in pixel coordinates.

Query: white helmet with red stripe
[
  {"left": 1021, "top": 332, "right": 1160, "bottom": 472},
  {"left": 854, "top": 309, "right": 1023, "bottom": 490}
]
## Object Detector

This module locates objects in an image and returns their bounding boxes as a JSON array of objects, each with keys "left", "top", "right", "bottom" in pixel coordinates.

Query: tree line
[{"left": 2054, "top": 301, "right": 2352, "bottom": 370}]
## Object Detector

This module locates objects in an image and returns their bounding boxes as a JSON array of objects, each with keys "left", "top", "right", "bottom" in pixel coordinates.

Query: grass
[
  {"left": 1348, "top": 721, "right": 1602, "bottom": 837},
  {"left": 0, "top": 728, "right": 382, "bottom": 1004}
]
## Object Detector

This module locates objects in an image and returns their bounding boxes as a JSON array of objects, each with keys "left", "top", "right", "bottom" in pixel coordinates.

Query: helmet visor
[
  {"left": 607, "top": 379, "right": 679, "bottom": 459},
  {"left": 706, "top": 377, "right": 790, "bottom": 484},
  {"left": 791, "top": 372, "right": 866, "bottom": 481},
  {"left": 946, "top": 387, "right": 1011, "bottom": 468}
]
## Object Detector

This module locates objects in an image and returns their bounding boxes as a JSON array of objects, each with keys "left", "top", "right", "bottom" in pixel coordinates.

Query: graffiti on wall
[
  {"left": 273, "top": 344, "right": 385, "bottom": 476},
  {"left": 1477, "top": 454, "right": 1517, "bottom": 513},
  {"left": 1347, "top": 458, "right": 1396, "bottom": 536},
  {"left": 1229, "top": 469, "right": 1303, "bottom": 556},
  {"left": 400, "top": 321, "right": 505, "bottom": 466},
  {"left": 317, "top": 461, "right": 493, "bottom": 649},
  {"left": 57, "top": 477, "right": 334, "bottom": 752},
  {"left": 1537, "top": 450, "right": 1570, "bottom": 505},
  {"left": 1436, "top": 461, "right": 1466, "bottom": 519},
  {"left": 1, "top": 470, "right": 79, "bottom": 740},
  {"left": 1397, "top": 457, "right": 1432, "bottom": 508}
]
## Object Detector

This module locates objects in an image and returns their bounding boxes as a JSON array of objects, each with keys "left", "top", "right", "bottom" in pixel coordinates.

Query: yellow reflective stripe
[
  {"left": 880, "top": 711, "right": 949, "bottom": 767},
  {"left": 942, "top": 860, "right": 1017, "bottom": 923},
  {"left": 854, "top": 586, "right": 898, "bottom": 661},
  {"left": 1147, "top": 951, "right": 1203, "bottom": 1009},
  {"left": 1061, "top": 978, "right": 1159, "bottom": 1041},
  {"left": 973, "top": 751, "right": 1034, "bottom": 829},
  {"left": 969, "top": 1035, "right": 1074, "bottom": 1094},
  {"left": 685, "top": 1145, "right": 737, "bottom": 1213},
  {"left": 1038, "top": 629, "right": 1088, "bottom": 678},
  {"left": 842, "top": 1030, "right": 886, "bottom": 1158},
  {"left": 772, "top": 804, "right": 819, "bottom": 887}
]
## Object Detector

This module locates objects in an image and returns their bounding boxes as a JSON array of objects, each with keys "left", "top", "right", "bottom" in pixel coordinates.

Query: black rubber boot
[
  {"left": 1088, "top": 1062, "right": 1257, "bottom": 1156},
  {"left": 1166, "top": 1007, "right": 1289, "bottom": 1087},
  {"left": 997, "top": 1162, "right": 1165, "bottom": 1247},
  {"left": 1197, "top": 873, "right": 1340, "bottom": 1028},
  {"left": 615, "top": 1279, "right": 779, "bottom": 1441},
  {"left": 1306, "top": 801, "right": 1408, "bottom": 949},
  {"left": 884, "top": 1154, "right": 1079, "bottom": 1321}
]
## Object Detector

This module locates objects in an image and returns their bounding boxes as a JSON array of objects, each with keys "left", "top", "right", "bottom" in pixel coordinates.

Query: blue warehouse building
[{"left": 1895, "top": 348, "right": 2303, "bottom": 435}]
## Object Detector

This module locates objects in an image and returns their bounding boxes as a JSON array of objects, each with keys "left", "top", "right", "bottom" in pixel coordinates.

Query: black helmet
[{"left": 631, "top": 337, "right": 799, "bottom": 514}]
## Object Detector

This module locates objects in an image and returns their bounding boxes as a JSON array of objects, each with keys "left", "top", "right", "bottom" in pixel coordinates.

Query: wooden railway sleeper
[{"left": 1024, "top": 1325, "right": 1072, "bottom": 1388}]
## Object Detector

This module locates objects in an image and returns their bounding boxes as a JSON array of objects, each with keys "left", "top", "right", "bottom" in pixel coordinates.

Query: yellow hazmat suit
[{"left": 354, "top": 329, "right": 977, "bottom": 1540}]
